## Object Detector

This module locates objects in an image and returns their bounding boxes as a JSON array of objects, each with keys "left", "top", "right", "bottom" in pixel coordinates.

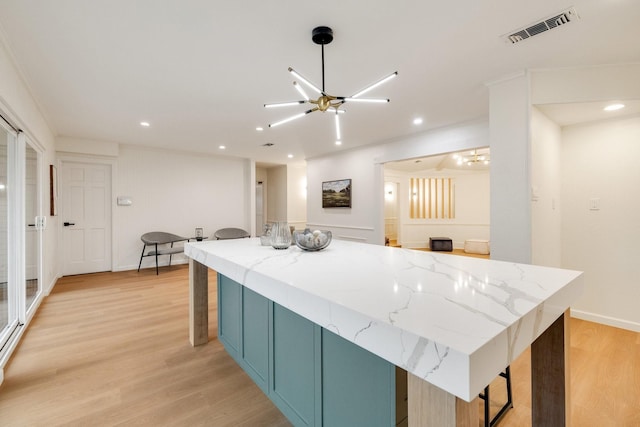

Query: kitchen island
[{"left": 185, "top": 238, "right": 583, "bottom": 426}]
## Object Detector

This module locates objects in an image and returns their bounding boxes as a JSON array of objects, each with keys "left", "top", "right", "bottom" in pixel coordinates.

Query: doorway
[
  {"left": 383, "top": 149, "right": 490, "bottom": 250},
  {"left": 256, "top": 182, "right": 264, "bottom": 235},
  {"left": 60, "top": 160, "right": 112, "bottom": 275},
  {"left": 384, "top": 181, "right": 399, "bottom": 246}
]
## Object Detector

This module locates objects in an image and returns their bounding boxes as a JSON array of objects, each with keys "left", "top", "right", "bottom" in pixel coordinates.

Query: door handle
[
  {"left": 28, "top": 224, "right": 36, "bottom": 227},
  {"left": 63, "top": 222, "right": 76, "bottom": 227}
]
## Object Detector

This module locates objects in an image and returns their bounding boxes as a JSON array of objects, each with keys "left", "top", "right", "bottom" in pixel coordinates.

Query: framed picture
[
  {"left": 49, "top": 164, "right": 58, "bottom": 216},
  {"left": 322, "top": 179, "right": 352, "bottom": 208}
]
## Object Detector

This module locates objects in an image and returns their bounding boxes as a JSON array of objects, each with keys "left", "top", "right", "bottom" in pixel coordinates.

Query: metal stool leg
[
  {"left": 480, "top": 385, "right": 491, "bottom": 427},
  {"left": 154, "top": 243, "right": 159, "bottom": 275},
  {"left": 138, "top": 244, "right": 147, "bottom": 272},
  {"left": 479, "top": 366, "right": 513, "bottom": 427}
]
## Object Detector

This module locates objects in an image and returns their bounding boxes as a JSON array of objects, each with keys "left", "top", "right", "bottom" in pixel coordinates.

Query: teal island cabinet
[
  {"left": 218, "top": 274, "right": 404, "bottom": 427},
  {"left": 185, "top": 238, "right": 583, "bottom": 426}
]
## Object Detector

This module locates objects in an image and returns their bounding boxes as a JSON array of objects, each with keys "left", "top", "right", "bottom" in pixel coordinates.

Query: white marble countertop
[{"left": 185, "top": 238, "right": 583, "bottom": 401}]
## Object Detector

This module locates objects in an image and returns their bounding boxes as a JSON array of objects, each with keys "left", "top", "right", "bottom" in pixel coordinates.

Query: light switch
[{"left": 117, "top": 196, "right": 133, "bottom": 206}]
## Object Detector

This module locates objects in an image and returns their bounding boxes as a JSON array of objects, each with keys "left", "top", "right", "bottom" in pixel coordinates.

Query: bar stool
[{"left": 479, "top": 366, "right": 513, "bottom": 427}]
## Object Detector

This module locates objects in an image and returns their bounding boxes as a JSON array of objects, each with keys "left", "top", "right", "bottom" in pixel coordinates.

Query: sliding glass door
[
  {"left": 0, "top": 122, "right": 17, "bottom": 348},
  {"left": 0, "top": 118, "right": 41, "bottom": 354},
  {"left": 25, "top": 144, "right": 40, "bottom": 312}
]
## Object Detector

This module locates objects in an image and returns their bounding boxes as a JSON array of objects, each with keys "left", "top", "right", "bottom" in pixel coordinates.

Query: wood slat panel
[{"left": 409, "top": 177, "right": 456, "bottom": 219}]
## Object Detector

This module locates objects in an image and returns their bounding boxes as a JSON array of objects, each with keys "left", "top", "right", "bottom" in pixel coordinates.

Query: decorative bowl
[{"left": 293, "top": 229, "right": 332, "bottom": 251}]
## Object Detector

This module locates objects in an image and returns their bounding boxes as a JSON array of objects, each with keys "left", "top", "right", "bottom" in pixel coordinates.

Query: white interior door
[{"left": 61, "top": 161, "right": 112, "bottom": 275}]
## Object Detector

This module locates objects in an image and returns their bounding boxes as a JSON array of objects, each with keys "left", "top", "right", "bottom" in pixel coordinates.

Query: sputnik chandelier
[
  {"left": 264, "top": 26, "right": 397, "bottom": 144},
  {"left": 453, "top": 149, "right": 490, "bottom": 166}
]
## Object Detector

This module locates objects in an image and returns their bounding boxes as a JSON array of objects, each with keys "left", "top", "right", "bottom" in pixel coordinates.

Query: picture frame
[
  {"left": 322, "top": 179, "right": 352, "bottom": 208},
  {"left": 49, "top": 164, "right": 58, "bottom": 216}
]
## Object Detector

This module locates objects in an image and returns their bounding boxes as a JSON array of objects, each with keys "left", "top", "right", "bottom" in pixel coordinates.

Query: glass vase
[{"left": 271, "top": 221, "right": 291, "bottom": 250}]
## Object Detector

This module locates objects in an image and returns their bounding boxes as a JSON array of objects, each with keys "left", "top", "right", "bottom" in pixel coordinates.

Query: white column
[{"left": 487, "top": 71, "right": 532, "bottom": 263}]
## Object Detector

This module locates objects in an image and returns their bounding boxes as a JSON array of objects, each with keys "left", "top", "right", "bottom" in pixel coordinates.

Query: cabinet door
[
  {"left": 242, "top": 287, "right": 270, "bottom": 392},
  {"left": 217, "top": 274, "right": 241, "bottom": 359},
  {"left": 270, "top": 304, "right": 320, "bottom": 427},
  {"left": 322, "top": 329, "right": 396, "bottom": 427}
]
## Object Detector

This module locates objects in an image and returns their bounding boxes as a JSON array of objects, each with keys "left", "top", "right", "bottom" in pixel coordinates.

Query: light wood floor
[{"left": 1, "top": 265, "right": 638, "bottom": 426}]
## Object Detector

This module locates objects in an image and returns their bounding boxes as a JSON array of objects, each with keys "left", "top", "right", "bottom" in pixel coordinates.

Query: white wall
[
  {"left": 529, "top": 63, "right": 640, "bottom": 331},
  {"left": 531, "top": 107, "right": 562, "bottom": 267},
  {"left": 306, "top": 119, "right": 490, "bottom": 244},
  {"left": 115, "top": 144, "right": 252, "bottom": 271},
  {"left": 561, "top": 115, "right": 640, "bottom": 330},
  {"left": 286, "top": 163, "right": 307, "bottom": 231},
  {"left": 384, "top": 168, "right": 490, "bottom": 249},
  {"left": 267, "top": 165, "right": 287, "bottom": 223},
  {"left": 307, "top": 145, "right": 381, "bottom": 243}
]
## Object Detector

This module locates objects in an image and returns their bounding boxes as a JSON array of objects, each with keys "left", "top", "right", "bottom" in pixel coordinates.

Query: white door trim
[{"left": 57, "top": 153, "right": 117, "bottom": 274}]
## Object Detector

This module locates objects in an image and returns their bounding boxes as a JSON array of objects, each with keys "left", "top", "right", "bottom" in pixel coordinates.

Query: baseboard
[{"left": 571, "top": 309, "right": 640, "bottom": 333}]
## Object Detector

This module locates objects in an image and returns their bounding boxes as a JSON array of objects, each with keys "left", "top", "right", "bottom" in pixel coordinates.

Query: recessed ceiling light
[
  {"left": 604, "top": 103, "right": 625, "bottom": 111},
  {"left": 287, "top": 154, "right": 294, "bottom": 158},
  {"left": 413, "top": 118, "right": 423, "bottom": 125},
  {"left": 140, "top": 121, "right": 150, "bottom": 127},
  {"left": 256, "top": 127, "right": 264, "bottom": 131},
  {"left": 335, "top": 140, "right": 342, "bottom": 146},
  {"left": 219, "top": 145, "right": 226, "bottom": 150}
]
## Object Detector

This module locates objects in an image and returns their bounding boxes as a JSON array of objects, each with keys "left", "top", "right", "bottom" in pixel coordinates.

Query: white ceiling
[{"left": 0, "top": 1, "right": 639, "bottom": 166}]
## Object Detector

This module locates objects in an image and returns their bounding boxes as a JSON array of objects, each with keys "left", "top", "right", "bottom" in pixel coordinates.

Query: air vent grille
[{"left": 504, "top": 7, "right": 579, "bottom": 44}]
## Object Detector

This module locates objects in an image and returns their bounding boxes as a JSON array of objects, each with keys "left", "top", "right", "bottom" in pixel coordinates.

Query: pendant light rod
[
  {"left": 321, "top": 44, "right": 325, "bottom": 93},
  {"left": 312, "top": 26, "right": 333, "bottom": 95}
]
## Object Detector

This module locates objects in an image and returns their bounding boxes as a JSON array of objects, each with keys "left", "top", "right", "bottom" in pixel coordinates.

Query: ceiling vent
[{"left": 503, "top": 7, "right": 579, "bottom": 44}]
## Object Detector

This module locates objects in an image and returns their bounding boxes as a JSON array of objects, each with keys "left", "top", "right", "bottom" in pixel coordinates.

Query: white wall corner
[{"left": 43, "top": 275, "right": 58, "bottom": 296}]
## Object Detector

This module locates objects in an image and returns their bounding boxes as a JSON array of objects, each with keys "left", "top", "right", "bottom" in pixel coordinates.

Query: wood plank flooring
[
  {"left": 0, "top": 265, "right": 638, "bottom": 426},
  {"left": 0, "top": 266, "right": 290, "bottom": 427}
]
